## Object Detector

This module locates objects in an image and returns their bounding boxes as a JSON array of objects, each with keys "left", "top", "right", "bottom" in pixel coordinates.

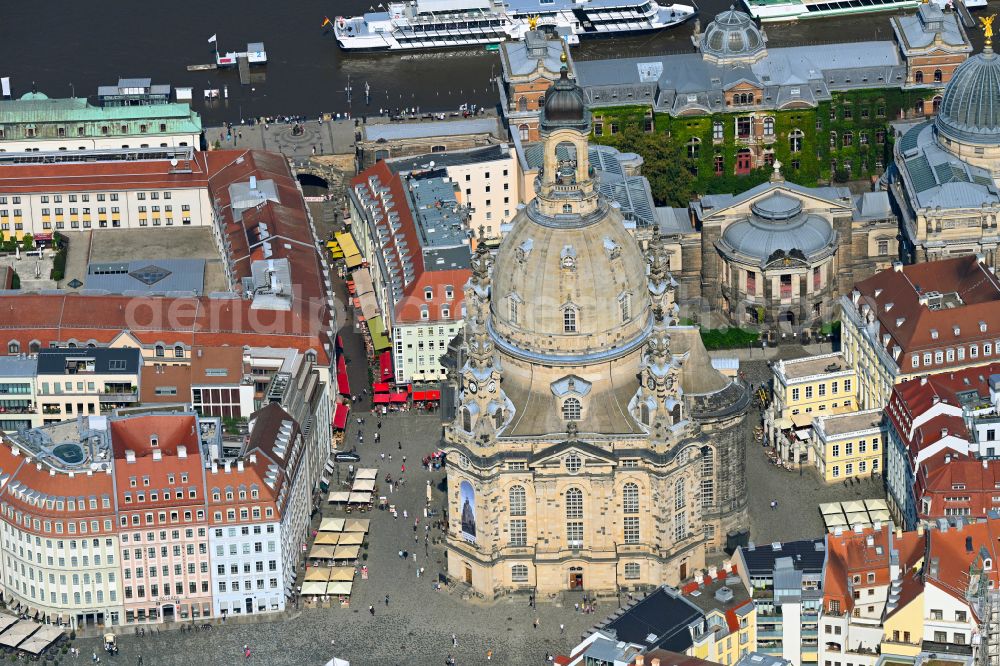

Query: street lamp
[{"left": 69, "top": 83, "right": 74, "bottom": 99}]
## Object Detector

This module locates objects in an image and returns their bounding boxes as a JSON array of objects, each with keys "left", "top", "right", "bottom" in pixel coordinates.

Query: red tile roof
[
  {"left": 850, "top": 256, "right": 1000, "bottom": 373},
  {"left": 351, "top": 162, "right": 469, "bottom": 325},
  {"left": 926, "top": 519, "right": 1000, "bottom": 612},
  {"left": 0, "top": 152, "right": 211, "bottom": 193},
  {"left": 918, "top": 450, "right": 1000, "bottom": 522}
]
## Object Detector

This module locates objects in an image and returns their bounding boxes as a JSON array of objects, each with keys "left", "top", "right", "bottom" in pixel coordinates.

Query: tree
[
  {"left": 20, "top": 234, "right": 32, "bottom": 251},
  {"left": 604, "top": 128, "right": 695, "bottom": 207}
]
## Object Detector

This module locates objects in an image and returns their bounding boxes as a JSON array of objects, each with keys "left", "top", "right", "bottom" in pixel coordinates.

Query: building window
[
  {"left": 620, "top": 293, "right": 631, "bottom": 322},
  {"left": 713, "top": 121, "right": 724, "bottom": 141},
  {"left": 624, "top": 562, "right": 640, "bottom": 579},
  {"left": 687, "top": 137, "right": 701, "bottom": 159},
  {"left": 789, "top": 129, "right": 804, "bottom": 153},
  {"left": 566, "top": 488, "right": 584, "bottom": 547},
  {"left": 565, "top": 453, "right": 581, "bottom": 472},
  {"left": 508, "top": 296, "right": 519, "bottom": 324},
  {"left": 511, "top": 564, "right": 528, "bottom": 582},
  {"left": 562, "top": 398, "right": 581, "bottom": 421},
  {"left": 7, "top": 341, "right": 19, "bottom": 355},
  {"left": 714, "top": 154, "right": 724, "bottom": 175},
  {"left": 763, "top": 117, "right": 775, "bottom": 136},
  {"left": 509, "top": 485, "right": 526, "bottom": 516},
  {"left": 624, "top": 516, "right": 640, "bottom": 544},
  {"left": 736, "top": 117, "right": 752, "bottom": 138},
  {"left": 509, "top": 519, "right": 527, "bottom": 547},
  {"left": 878, "top": 240, "right": 889, "bottom": 256},
  {"left": 563, "top": 308, "right": 577, "bottom": 333},
  {"left": 623, "top": 483, "right": 639, "bottom": 514},
  {"left": 674, "top": 478, "right": 686, "bottom": 510}
]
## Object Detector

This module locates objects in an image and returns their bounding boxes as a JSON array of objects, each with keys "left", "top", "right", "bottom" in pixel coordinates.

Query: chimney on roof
[
  {"left": 893, "top": 261, "right": 903, "bottom": 272},
  {"left": 125, "top": 450, "right": 136, "bottom": 464},
  {"left": 223, "top": 461, "right": 231, "bottom": 473},
  {"left": 197, "top": 348, "right": 203, "bottom": 358},
  {"left": 922, "top": 376, "right": 928, "bottom": 385},
  {"left": 651, "top": 659, "right": 661, "bottom": 666},
  {"left": 152, "top": 449, "right": 162, "bottom": 462},
  {"left": 942, "top": 428, "right": 949, "bottom": 438},
  {"left": 636, "top": 657, "right": 645, "bottom": 666},
  {"left": 250, "top": 176, "right": 257, "bottom": 190},
  {"left": 917, "top": 523, "right": 925, "bottom": 535},
  {"left": 237, "top": 460, "right": 244, "bottom": 472},
  {"left": 177, "top": 445, "right": 187, "bottom": 459},
  {"left": 249, "top": 453, "right": 257, "bottom": 464},
  {"left": 852, "top": 289, "right": 861, "bottom": 306}
]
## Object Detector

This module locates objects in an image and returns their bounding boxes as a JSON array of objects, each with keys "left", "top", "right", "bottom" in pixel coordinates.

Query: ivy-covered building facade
[{"left": 573, "top": 5, "right": 970, "bottom": 190}]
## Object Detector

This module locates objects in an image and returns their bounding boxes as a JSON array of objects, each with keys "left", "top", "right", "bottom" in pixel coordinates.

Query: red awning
[
  {"left": 412, "top": 391, "right": 426, "bottom": 401},
  {"left": 373, "top": 394, "right": 390, "bottom": 404},
  {"left": 33, "top": 233, "right": 53, "bottom": 241},
  {"left": 425, "top": 390, "right": 441, "bottom": 400},
  {"left": 337, "top": 370, "right": 350, "bottom": 396},
  {"left": 337, "top": 355, "right": 347, "bottom": 374},
  {"left": 333, "top": 403, "right": 350, "bottom": 429},
  {"left": 373, "top": 382, "right": 391, "bottom": 393},
  {"left": 389, "top": 392, "right": 408, "bottom": 403},
  {"left": 379, "top": 351, "right": 393, "bottom": 381}
]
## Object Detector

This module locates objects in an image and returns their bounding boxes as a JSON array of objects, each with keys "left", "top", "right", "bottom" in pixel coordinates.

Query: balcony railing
[{"left": 99, "top": 391, "right": 139, "bottom": 402}]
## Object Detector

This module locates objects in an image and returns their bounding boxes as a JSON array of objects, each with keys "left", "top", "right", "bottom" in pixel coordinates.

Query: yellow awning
[
  {"left": 791, "top": 413, "right": 814, "bottom": 428},
  {"left": 367, "top": 316, "right": 390, "bottom": 353},
  {"left": 335, "top": 232, "right": 360, "bottom": 257},
  {"left": 345, "top": 253, "right": 363, "bottom": 269}
]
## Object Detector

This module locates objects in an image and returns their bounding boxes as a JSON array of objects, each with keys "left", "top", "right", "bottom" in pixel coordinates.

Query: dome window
[
  {"left": 563, "top": 307, "right": 578, "bottom": 333},
  {"left": 562, "top": 398, "right": 582, "bottom": 422}
]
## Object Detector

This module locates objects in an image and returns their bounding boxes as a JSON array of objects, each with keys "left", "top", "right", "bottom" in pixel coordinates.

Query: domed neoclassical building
[
  {"left": 441, "top": 70, "right": 750, "bottom": 598},
  {"left": 891, "top": 37, "right": 1000, "bottom": 266}
]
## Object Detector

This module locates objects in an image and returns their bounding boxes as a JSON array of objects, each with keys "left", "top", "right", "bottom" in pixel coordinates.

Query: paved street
[
  {"left": 77, "top": 415, "right": 597, "bottom": 666},
  {"left": 736, "top": 351, "right": 888, "bottom": 545}
]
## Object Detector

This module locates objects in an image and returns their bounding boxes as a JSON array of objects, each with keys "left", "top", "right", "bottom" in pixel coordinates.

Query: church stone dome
[
  {"left": 935, "top": 48, "right": 1000, "bottom": 146},
  {"left": 490, "top": 204, "right": 651, "bottom": 363},
  {"left": 719, "top": 192, "right": 835, "bottom": 264},
  {"left": 542, "top": 69, "right": 590, "bottom": 132},
  {"left": 701, "top": 8, "right": 767, "bottom": 63}
]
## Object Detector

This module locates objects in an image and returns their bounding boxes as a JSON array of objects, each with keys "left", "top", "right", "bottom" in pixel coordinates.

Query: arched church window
[
  {"left": 565, "top": 488, "right": 584, "bottom": 547},
  {"left": 671, "top": 402, "right": 682, "bottom": 424},
  {"left": 509, "top": 485, "right": 526, "bottom": 516},
  {"left": 518, "top": 96, "right": 528, "bottom": 112},
  {"left": 763, "top": 117, "right": 775, "bottom": 136},
  {"left": 508, "top": 296, "right": 519, "bottom": 324},
  {"left": 639, "top": 402, "right": 650, "bottom": 426},
  {"left": 562, "top": 204, "right": 572, "bottom": 214},
  {"left": 563, "top": 307, "right": 577, "bottom": 333},
  {"left": 518, "top": 124, "right": 529, "bottom": 141},
  {"left": 462, "top": 407, "right": 472, "bottom": 432},
  {"left": 494, "top": 409, "right": 504, "bottom": 430},
  {"left": 914, "top": 70, "right": 924, "bottom": 84},
  {"left": 622, "top": 483, "right": 639, "bottom": 514},
  {"left": 562, "top": 397, "right": 581, "bottom": 421}
]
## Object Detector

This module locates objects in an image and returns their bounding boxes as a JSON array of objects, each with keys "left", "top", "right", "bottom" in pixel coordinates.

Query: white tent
[{"left": 324, "top": 659, "right": 350, "bottom": 666}]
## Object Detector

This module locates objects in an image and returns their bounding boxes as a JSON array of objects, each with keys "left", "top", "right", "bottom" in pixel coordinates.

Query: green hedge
[{"left": 700, "top": 326, "right": 760, "bottom": 351}]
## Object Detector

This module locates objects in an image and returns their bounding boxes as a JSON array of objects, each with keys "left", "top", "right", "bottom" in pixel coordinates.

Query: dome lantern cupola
[{"left": 699, "top": 7, "right": 768, "bottom": 64}]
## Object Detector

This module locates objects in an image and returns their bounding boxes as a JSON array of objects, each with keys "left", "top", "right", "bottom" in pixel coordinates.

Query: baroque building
[
  {"left": 889, "top": 35, "right": 1000, "bottom": 268},
  {"left": 441, "top": 71, "right": 750, "bottom": 598},
  {"left": 572, "top": 6, "right": 970, "bottom": 189}
]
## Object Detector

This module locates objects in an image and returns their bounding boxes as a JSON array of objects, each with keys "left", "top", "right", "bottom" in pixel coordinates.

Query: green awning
[{"left": 367, "top": 316, "right": 390, "bottom": 353}]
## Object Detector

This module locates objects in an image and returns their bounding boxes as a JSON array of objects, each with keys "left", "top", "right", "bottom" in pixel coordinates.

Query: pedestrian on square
[
  {"left": 534, "top": 617, "right": 539, "bottom": 629},
  {"left": 385, "top": 594, "right": 390, "bottom": 606},
  {"left": 369, "top": 605, "right": 375, "bottom": 616},
  {"left": 398, "top": 441, "right": 402, "bottom": 450},
  {"left": 560, "top": 623, "right": 565, "bottom": 634},
  {"left": 452, "top": 634, "right": 457, "bottom": 647}
]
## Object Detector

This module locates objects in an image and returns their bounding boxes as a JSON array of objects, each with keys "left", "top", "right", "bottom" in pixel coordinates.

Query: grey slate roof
[
  {"left": 602, "top": 586, "right": 702, "bottom": 653},
  {"left": 385, "top": 144, "right": 510, "bottom": 174},
  {"left": 83, "top": 259, "right": 206, "bottom": 295},
  {"left": 892, "top": 3, "right": 969, "bottom": 51},
  {"left": 894, "top": 122, "right": 1000, "bottom": 210},
  {"left": 738, "top": 538, "right": 826, "bottom": 577},
  {"left": 36, "top": 348, "right": 141, "bottom": 375},
  {"left": 576, "top": 40, "right": 906, "bottom": 116},
  {"left": 405, "top": 170, "right": 471, "bottom": 271},
  {"left": 363, "top": 118, "right": 500, "bottom": 142},
  {"left": 502, "top": 29, "right": 566, "bottom": 77},
  {"left": 0, "top": 357, "right": 38, "bottom": 378}
]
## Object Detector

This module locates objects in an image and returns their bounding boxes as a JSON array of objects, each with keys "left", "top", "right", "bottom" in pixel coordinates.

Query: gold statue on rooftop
[
  {"left": 980, "top": 14, "right": 996, "bottom": 46},
  {"left": 528, "top": 15, "right": 540, "bottom": 30}
]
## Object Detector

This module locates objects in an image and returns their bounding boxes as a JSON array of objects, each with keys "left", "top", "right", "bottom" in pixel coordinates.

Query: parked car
[{"left": 334, "top": 451, "right": 361, "bottom": 463}]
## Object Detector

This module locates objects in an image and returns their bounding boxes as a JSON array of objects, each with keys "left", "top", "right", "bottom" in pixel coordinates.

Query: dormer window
[
  {"left": 424, "top": 287, "right": 433, "bottom": 300},
  {"left": 981, "top": 322, "right": 988, "bottom": 333},
  {"left": 441, "top": 306, "right": 450, "bottom": 319},
  {"left": 931, "top": 329, "right": 939, "bottom": 340},
  {"left": 954, "top": 326, "right": 961, "bottom": 336},
  {"left": 420, "top": 306, "right": 429, "bottom": 321},
  {"left": 445, "top": 285, "right": 454, "bottom": 300},
  {"left": 150, "top": 435, "right": 158, "bottom": 448}
]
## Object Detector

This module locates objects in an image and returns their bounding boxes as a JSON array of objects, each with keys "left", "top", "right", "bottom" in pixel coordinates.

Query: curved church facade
[{"left": 441, "top": 70, "right": 750, "bottom": 598}]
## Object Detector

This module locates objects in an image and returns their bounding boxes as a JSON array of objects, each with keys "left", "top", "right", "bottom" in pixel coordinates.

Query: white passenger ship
[
  {"left": 742, "top": 0, "right": 983, "bottom": 22},
  {"left": 333, "top": 0, "right": 696, "bottom": 51}
]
